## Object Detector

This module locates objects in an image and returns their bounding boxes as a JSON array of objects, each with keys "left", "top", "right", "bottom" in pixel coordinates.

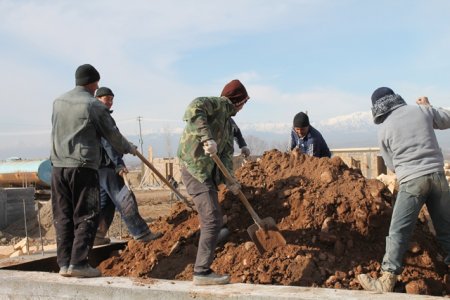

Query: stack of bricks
[
  {"left": 0, "top": 237, "right": 56, "bottom": 258},
  {"left": 445, "top": 162, "right": 450, "bottom": 186}
]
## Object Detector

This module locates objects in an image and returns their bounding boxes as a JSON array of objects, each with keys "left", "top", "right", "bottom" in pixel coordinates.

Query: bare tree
[{"left": 244, "top": 135, "right": 268, "bottom": 156}]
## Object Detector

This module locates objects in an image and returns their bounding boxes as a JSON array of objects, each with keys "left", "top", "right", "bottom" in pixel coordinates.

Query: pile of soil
[{"left": 98, "top": 149, "right": 450, "bottom": 296}]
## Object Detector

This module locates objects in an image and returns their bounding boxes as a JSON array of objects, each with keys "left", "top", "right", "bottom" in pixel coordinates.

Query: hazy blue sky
[{"left": 0, "top": 0, "right": 449, "bottom": 158}]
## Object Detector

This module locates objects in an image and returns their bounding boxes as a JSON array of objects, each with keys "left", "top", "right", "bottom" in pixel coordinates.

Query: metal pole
[
  {"left": 137, "top": 116, "right": 144, "bottom": 154},
  {"left": 137, "top": 116, "right": 147, "bottom": 186},
  {"left": 22, "top": 198, "right": 29, "bottom": 255},
  {"left": 37, "top": 202, "right": 44, "bottom": 256}
]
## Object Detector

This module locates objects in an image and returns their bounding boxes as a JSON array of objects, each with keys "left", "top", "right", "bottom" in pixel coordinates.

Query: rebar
[
  {"left": 37, "top": 202, "right": 44, "bottom": 256},
  {"left": 22, "top": 198, "right": 29, "bottom": 255}
]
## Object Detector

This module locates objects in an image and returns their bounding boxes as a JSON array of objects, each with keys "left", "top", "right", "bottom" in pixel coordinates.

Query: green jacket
[
  {"left": 177, "top": 96, "right": 236, "bottom": 183},
  {"left": 51, "top": 86, "right": 133, "bottom": 170}
]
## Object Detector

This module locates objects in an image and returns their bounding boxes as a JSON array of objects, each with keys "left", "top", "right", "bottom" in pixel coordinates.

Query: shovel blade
[{"left": 247, "top": 217, "right": 286, "bottom": 255}]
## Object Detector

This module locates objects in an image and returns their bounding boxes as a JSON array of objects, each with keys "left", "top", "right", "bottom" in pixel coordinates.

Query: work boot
[
  {"left": 193, "top": 270, "right": 230, "bottom": 285},
  {"left": 59, "top": 265, "right": 70, "bottom": 277},
  {"left": 93, "top": 236, "right": 111, "bottom": 246},
  {"left": 68, "top": 264, "right": 102, "bottom": 278},
  {"left": 358, "top": 271, "right": 396, "bottom": 293},
  {"left": 136, "top": 231, "right": 163, "bottom": 242}
]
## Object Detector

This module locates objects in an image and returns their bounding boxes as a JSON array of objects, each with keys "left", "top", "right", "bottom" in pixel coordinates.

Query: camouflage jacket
[{"left": 177, "top": 96, "right": 236, "bottom": 184}]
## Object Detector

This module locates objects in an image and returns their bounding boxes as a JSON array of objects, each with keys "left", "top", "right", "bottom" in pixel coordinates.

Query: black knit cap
[
  {"left": 293, "top": 112, "right": 310, "bottom": 128},
  {"left": 75, "top": 64, "right": 100, "bottom": 86},
  {"left": 371, "top": 87, "right": 394, "bottom": 105},
  {"left": 95, "top": 87, "right": 114, "bottom": 98}
]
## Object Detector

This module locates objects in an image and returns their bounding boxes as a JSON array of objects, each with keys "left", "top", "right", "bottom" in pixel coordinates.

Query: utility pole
[
  {"left": 137, "top": 116, "right": 144, "bottom": 154},
  {"left": 137, "top": 116, "right": 146, "bottom": 185}
]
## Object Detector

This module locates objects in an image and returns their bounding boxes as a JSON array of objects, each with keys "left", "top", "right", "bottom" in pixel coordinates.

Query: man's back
[
  {"left": 51, "top": 86, "right": 103, "bottom": 169},
  {"left": 378, "top": 105, "right": 450, "bottom": 183}
]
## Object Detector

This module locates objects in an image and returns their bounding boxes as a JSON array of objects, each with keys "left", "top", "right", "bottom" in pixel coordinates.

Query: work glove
[
  {"left": 416, "top": 96, "right": 431, "bottom": 106},
  {"left": 203, "top": 139, "right": 217, "bottom": 155},
  {"left": 129, "top": 143, "right": 138, "bottom": 156},
  {"left": 227, "top": 181, "right": 241, "bottom": 195},
  {"left": 240, "top": 146, "right": 250, "bottom": 157}
]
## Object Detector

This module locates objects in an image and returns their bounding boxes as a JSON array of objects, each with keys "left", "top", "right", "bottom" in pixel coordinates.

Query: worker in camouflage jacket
[{"left": 177, "top": 79, "right": 249, "bottom": 286}]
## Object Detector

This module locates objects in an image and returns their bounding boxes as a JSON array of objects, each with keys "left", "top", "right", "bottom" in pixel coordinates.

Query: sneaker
[
  {"left": 136, "top": 231, "right": 163, "bottom": 242},
  {"left": 68, "top": 264, "right": 102, "bottom": 278},
  {"left": 59, "top": 265, "right": 70, "bottom": 277},
  {"left": 193, "top": 271, "right": 230, "bottom": 285},
  {"left": 357, "top": 271, "right": 396, "bottom": 293},
  {"left": 93, "top": 236, "right": 111, "bottom": 246}
]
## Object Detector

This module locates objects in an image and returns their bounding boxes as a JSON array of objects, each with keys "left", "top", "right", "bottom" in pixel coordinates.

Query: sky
[{"left": 1, "top": 0, "right": 450, "bottom": 159}]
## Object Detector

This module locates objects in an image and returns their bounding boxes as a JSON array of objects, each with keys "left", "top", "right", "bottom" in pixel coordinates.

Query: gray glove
[
  {"left": 241, "top": 146, "right": 250, "bottom": 157},
  {"left": 129, "top": 143, "right": 138, "bottom": 156}
]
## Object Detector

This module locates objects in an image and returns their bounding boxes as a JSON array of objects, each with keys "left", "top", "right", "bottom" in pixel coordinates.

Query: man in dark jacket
[
  {"left": 94, "top": 87, "right": 161, "bottom": 245},
  {"left": 50, "top": 64, "right": 136, "bottom": 278},
  {"left": 230, "top": 118, "right": 250, "bottom": 157},
  {"left": 290, "top": 112, "right": 331, "bottom": 158},
  {"left": 177, "top": 79, "right": 249, "bottom": 285}
]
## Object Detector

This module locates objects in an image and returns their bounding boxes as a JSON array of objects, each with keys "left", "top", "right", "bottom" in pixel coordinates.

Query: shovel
[
  {"left": 135, "top": 151, "right": 194, "bottom": 210},
  {"left": 210, "top": 153, "right": 286, "bottom": 254}
]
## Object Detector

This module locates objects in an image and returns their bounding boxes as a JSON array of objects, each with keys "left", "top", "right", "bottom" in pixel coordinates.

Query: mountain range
[{"left": 3, "top": 110, "right": 450, "bottom": 162}]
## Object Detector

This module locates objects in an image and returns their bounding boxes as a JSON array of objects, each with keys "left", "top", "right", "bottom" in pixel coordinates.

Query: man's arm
[
  {"left": 101, "top": 137, "right": 127, "bottom": 173},
  {"left": 90, "top": 101, "right": 134, "bottom": 155},
  {"left": 183, "top": 98, "right": 222, "bottom": 143},
  {"left": 417, "top": 97, "right": 450, "bottom": 130},
  {"left": 379, "top": 131, "right": 394, "bottom": 171},
  {"left": 230, "top": 119, "right": 247, "bottom": 148},
  {"left": 290, "top": 130, "right": 297, "bottom": 151}
]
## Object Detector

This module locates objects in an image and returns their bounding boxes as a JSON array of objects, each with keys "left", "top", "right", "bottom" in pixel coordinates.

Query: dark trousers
[
  {"left": 97, "top": 167, "right": 150, "bottom": 239},
  {"left": 51, "top": 167, "right": 100, "bottom": 267},
  {"left": 181, "top": 166, "right": 223, "bottom": 274}
]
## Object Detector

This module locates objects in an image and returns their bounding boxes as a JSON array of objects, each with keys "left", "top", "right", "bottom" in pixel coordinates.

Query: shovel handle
[
  {"left": 135, "top": 151, "right": 193, "bottom": 209},
  {"left": 210, "top": 153, "right": 263, "bottom": 226},
  {"left": 122, "top": 172, "right": 131, "bottom": 190}
]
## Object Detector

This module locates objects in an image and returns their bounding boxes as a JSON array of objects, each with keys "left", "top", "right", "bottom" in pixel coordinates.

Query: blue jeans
[
  {"left": 382, "top": 171, "right": 450, "bottom": 274},
  {"left": 98, "top": 167, "right": 150, "bottom": 239}
]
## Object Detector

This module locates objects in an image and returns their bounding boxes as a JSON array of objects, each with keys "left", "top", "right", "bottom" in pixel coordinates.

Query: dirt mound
[{"left": 98, "top": 149, "right": 449, "bottom": 296}]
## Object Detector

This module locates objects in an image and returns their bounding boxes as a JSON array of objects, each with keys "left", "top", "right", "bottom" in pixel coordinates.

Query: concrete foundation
[{"left": 0, "top": 269, "right": 441, "bottom": 300}]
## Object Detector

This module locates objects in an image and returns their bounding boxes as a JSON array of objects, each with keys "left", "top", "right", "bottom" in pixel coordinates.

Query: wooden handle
[
  {"left": 210, "top": 153, "right": 263, "bottom": 226},
  {"left": 135, "top": 151, "right": 193, "bottom": 209},
  {"left": 122, "top": 172, "right": 131, "bottom": 190}
]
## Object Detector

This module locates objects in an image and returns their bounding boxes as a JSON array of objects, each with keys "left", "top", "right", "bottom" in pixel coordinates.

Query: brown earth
[{"left": 97, "top": 149, "right": 450, "bottom": 296}]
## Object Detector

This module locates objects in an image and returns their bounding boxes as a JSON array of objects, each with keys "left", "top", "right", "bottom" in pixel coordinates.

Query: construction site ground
[{"left": 1, "top": 149, "right": 449, "bottom": 298}]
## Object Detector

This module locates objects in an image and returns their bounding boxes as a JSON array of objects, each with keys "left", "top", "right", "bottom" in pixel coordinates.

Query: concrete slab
[{"left": 0, "top": 269, "right": 441, "bottom": 300}]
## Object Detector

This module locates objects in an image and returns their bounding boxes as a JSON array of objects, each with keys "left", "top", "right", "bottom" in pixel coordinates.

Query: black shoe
[{"left": 136, "top": 231, "right": 163, "bottom": 242}]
